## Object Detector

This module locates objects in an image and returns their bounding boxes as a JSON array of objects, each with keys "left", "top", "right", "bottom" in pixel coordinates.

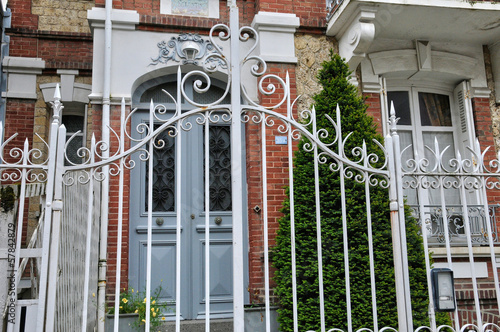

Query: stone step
[
  {"left": 157, "top": 308, "right": 280, "bottom": 332},
  {"left": 158, "top": 319, "right": 233, "bottom": 332}
]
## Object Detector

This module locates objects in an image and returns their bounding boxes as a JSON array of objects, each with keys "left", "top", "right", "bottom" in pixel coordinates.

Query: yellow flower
[
  {"left": 143, "top": 298, "right": 147, "bottom": 303},
  {"left": 151, "top": 308, "right": 155, "bottom": 312},
  {"left": 162, "top": 317, "right": 166, "bottom": 321},
  {"left": 131, "top": 288, "right": 134, "bottom": 293},
  {"left": 119, "top": 306, "right": 122, "bottom": 309},
  {"left": 153, "top": 312, "right": 157, "bottom": 317},
  {"left": 152, "top": 300, "right": 156, "bottom": 305},
  {"left": 92, "top": 293, "right": 95, "bottom": 297},
  {"left": 142, "top": 319, "right": 146, "bottom": 323},
  {"left": 135, "top": 309, "right": 138, "bottom": 314},
  {"left": 122, "top": 298, "right": 128, "bottom": 304}
]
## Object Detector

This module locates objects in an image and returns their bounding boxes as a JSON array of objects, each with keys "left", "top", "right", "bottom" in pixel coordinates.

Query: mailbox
[{"left": 431, "top": 268, "right": 456, "bottom": 312}]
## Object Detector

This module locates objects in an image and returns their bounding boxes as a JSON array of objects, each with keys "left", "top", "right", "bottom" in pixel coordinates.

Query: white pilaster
[
  {"left": 251, "top": 11, "right": 300, "bottom": 64},
  {"left": 2, "top": 57, "right": 45, "bottom": 99}
]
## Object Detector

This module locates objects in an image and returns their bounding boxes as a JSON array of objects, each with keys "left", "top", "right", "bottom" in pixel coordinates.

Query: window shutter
[
  {"left": 453, "top": 80, "right": 475, "bottom": 158},
  {"left": 453, "top": 80, "right": 480, "bottom": 204}
]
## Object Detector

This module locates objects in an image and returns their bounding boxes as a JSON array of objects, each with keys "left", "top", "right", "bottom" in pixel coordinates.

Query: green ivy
[
  {"left": 0, "top": 186, "right": 17, "bottom": 212},
  {"left": 272, "top": 53, "right": 450, "bottom": 331}
]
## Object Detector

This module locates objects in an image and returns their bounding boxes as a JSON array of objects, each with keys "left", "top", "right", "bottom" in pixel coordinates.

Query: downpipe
[{"left": 97, "top": 0, "right": 112, "bottom": 331}]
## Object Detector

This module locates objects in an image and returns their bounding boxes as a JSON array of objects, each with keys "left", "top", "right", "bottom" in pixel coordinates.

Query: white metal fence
[
  {"left": 1, "top": 3, "right": 500, "bottom": 332},
  {"left": 55, "top": 174, "right": 100, "bottom": 332}
]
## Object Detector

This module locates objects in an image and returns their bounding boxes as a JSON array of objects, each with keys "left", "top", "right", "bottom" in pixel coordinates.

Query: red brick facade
[{"left": 246, "top": 63, "right": 298, "bottom": 302}]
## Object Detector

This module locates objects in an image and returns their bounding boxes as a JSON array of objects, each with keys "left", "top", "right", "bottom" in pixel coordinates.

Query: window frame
[
  {"left": 384, "top": 82, "right": 486, "bottom": 244},
  {"left": 61, "top": 104, "right": 87, "bottom": 165}
]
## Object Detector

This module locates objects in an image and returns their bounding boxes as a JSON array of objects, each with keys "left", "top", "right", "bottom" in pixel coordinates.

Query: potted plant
[{"left": 106, "top": 285, "right": 169, "bottom": 332}]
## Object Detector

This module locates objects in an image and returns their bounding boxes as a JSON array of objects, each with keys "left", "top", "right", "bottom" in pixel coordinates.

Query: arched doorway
[{"left": 129, "top": 74, "right": 236, "bottom": 320}]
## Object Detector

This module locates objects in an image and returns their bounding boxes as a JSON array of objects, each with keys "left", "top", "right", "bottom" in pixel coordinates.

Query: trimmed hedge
[{"left": 273, "top": 53, "right": 449, "bottom": 331}]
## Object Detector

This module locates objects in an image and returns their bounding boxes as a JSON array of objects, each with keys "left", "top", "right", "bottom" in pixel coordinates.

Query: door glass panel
[
  {"left": 146, "top": 128, "right": 176, "bottom": 212},
  {"left": 140, "top": 82, "right": 180, "bottom": 103},
  {"left": 205, "top": 125, "right": 232, "bottom": 211},
  {"left": 387, "top": 91, "right": 411, "bottom": 125},
  {"left": 193, "top": 81, "right": 231, "bottom": 104},
  {"left": 418, "top": 92, "right": 452, "bottom": 126}
]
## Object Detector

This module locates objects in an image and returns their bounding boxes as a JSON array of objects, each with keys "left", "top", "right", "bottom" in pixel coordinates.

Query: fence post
[
  {"left": 386, "top": 103, "right": 413, "bottom": 332},
  {"left": 35, "top": 84, "right": 63, "bottom": 332},
  {"left": 44, "top": 107, "right": 67, "bottom": 331},
  {"left": 228, "top": 1, "right": 245, "bottom": 330}
]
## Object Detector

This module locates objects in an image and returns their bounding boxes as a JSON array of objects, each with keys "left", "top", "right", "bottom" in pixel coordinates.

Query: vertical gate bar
[
  {"left": 337, "top": 104, "right": 351, "bottom": 332},
  {"left": 285, "top": 72, "right": 299, "bottom": 332},
  {"left": 228, "top": 1, "right": 245, "bottom": 330},
  {"left": 416, "top": 183, "right": 437, "bottom": 330},
  {"left": 113, "top": 99, "right": 126, "bottom": 331},
  {"left": 479, "top": 149, "right": 500, "bottom": 315},
  {"left": 387, "top": 104, "right": 410, "bottom": 332},
  {"left": 363, "top": 141, "right": 378, "bottom": 332},
  {"left": 457, "top": 157, "right": 482, "bottom": 328},
  {"left": 175, "top": 66, "right": 182, "bottom": 332},
  {"left": 204, "top": 111, "right": 211, "bottom": 331},
  {"left": 36, "top": 85, "right": 62, "bottom": 332},
  {"left": 174, "top": 66, "right": 182, "bottom": 332},
  {"left": 312, "top": 106, "right": 326, "bottom": 332},
  {"left": 261, "top": 114, "right": 271, "bottom": 332},
  {"left": 392, "top": 121, "right": 413, "bottom": 332},
  {"left": 6, "top": 139, "right": 29, "bottom": 332},
  {"left": 432, "top": 138, "right": 460, "bottom": 330},
  {"left": 434, "top": 139, "right": 453, "bottom": 268},
  {"left": 45, "top": 123, "right": 67, "bottom": 331},
  {"left": 82, "top": 136, "right": 96, "bottom": 332},
  {"left": 145, "top": 100, "right": 154, "bottom": 331}
]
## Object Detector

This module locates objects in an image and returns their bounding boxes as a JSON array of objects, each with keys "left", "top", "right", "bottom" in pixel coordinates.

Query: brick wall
[
  {"left": 453, "top": 257, "right": 500, "bottom": 325},
  {"left": 98, "top": 104, "right": 133, "bottom": 300},
  {"left": 246, "top": 63, "right": 297, "bottom": 303},
  {"left": 471, "top": 97, "right": 500, "bottom": 235},
  {"left": 107, "top": 0, "right": 257, "bottom": 31},
  {"left": 257, "top": 0, "right": 327, "bottom": 28},
  {"left": 364, "top": 92, "right": 383, "bottom": 136},
  {"left": 8, "top": 0, "right": 93, "bottom": 73},
  {"left": 94, "top": 0, "right": 326, "bottom": 33}
]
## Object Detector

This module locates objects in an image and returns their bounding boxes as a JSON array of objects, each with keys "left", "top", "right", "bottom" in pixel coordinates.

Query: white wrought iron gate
[{"left": 2, "top": 2, "right": 500, "bottom": 332}]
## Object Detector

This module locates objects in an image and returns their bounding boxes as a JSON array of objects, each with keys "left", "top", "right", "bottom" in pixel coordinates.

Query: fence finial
[
  {"left": 388, "top": 101, "right": 398, "bottom": 135},
  {"left": 50, "top": 84, "right": 64, "bottom": 124}
]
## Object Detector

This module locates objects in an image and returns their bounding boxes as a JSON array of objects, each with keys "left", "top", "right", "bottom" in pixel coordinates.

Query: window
[
  {"left": 61, "top": 106, "right": 87, "bottom": 166},
  {"left": 386, "top": 82, "right": 493, "bottom": 244},
  {"left": 388, "top": 88, "right": 459, "bottom": 206}
]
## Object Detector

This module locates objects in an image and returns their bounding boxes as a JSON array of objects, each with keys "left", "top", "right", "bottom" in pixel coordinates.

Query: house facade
[{"left": 1, "top": 0, "right": 500, "bottom": 331}]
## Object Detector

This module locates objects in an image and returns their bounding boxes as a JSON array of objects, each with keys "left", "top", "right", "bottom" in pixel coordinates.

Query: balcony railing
[
  {"left": 409, "top": 205, "right": 500, "bottom": 245},
  {"left": 326, "top": 0, "right": 344, "bottom": 21}
]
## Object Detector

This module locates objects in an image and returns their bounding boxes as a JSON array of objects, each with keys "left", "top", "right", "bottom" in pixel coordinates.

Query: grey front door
[{"left": 129, "top": 82, "right": 234, "bottom": 320}]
